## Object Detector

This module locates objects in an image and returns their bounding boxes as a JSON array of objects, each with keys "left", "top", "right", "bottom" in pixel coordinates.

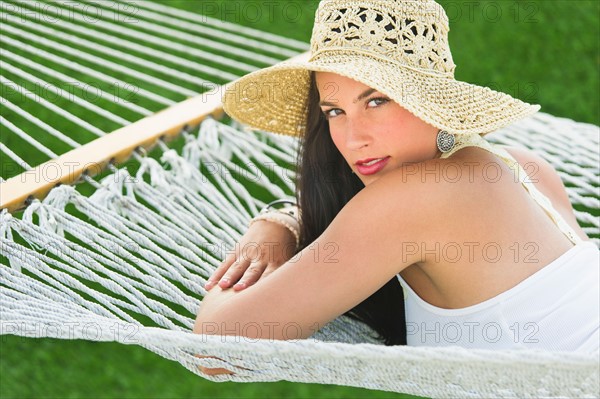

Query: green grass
[
  {"left": 442, "top": 0, "right": 600, "bottom": 125},
  {"left": 1, "top": 1, "right": 598, "bottom": 398}
]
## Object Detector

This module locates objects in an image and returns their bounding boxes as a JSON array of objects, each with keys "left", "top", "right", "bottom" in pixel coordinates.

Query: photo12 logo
[
  {"left": 0, "top": 321, "right": 139, "bottom": 343},
  {"left": 1, "top": 1, "right": 139, "bottom": 25},
  {"left": 443, "top": 1, "right": 539, "bottom": 24},
  {"left": 406, "top": 321, "right": 540, "bottom": 345},
  {"left": 197, "top": 1, "right": 309, "bottom": 24}
]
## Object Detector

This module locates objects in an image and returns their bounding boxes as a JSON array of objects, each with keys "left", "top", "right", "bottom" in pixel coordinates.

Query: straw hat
[{"left": 222, "top": 0, "right": 540, "bottom": 137}]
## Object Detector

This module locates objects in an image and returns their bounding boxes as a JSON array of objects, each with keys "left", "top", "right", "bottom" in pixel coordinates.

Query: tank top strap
[{"left": 440, "top": 134, "right": 583, "bottom": 246}]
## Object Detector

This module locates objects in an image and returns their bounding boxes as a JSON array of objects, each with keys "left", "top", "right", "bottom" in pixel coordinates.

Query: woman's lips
[{"left": 355, "top": 156, "right": 391, "bottom": 176}]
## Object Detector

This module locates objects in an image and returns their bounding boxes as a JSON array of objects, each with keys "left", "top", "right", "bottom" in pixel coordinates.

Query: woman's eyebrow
[
  {"left": 319, "top": 88, "right": 377, "bottom": 107},
  {"left": 353, "top": 88, "right": 377, "bottom": 103}
]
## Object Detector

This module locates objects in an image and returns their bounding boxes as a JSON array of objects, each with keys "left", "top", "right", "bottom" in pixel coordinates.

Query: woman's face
[{"left": 315, "top": 72, "right": 441, "bottom": 187}]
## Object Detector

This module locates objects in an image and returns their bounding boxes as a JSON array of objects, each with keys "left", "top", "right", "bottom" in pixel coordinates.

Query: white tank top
[{"left": 397, "top": 134, "right": 600, "bottom": 353}]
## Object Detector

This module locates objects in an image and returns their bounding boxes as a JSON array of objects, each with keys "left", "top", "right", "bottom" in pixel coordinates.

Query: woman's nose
[{"left": 345, "top": 119, "right": 372, "bottom": 150}]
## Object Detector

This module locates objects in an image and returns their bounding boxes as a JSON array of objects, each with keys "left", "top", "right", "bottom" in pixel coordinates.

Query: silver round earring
[{"left": 436, "top": 130, "right": 455, "bottom": 153}]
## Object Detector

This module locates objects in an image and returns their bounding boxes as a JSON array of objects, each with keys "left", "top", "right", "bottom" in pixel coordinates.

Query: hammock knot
[
  {"left": 161, "top": 150, "right": 195, "bottom": 184},
  {"left": 88, "top": 169, "right": 136, "bottom": 214},
  {"left": 21, "top": 198, "right": 65, "bottom": 239},
  {"left": 43, "top": 184, "right": 75, "bottom": 211},
  {"left": 0, "top": 209, "right": 14, "bottom": 241},
  {"left": 137, "top": 157, "right": 172, "bottom": 194},
  {"left": 198, "top": 118, "right": 234, "bottom": 161},
  {"left": 182, "top": 137, "right": 203, "bottom": 169},
  {"left": 197, "top": 117, "right": 220, "bottom": 151}
]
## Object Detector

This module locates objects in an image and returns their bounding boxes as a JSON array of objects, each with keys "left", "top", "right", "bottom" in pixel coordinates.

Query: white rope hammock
[
  {"left": 2, "top": 116, "right": 599, "bottom": 398},
  {"left": 1, "top": 1, "right": 599, "bottom": 398}
]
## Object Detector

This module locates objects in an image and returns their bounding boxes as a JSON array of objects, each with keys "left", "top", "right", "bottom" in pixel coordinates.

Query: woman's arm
[{"left": 194, "top": 167, "right": 445, "bottom": 340}]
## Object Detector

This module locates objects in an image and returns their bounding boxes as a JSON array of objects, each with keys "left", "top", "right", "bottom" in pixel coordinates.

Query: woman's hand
[{"left": 205, "top": 220, "right": 297, "bottom": 291}]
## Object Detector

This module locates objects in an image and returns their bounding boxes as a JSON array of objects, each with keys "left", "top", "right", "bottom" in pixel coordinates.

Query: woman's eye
[
  {"left": 368, "top": 97, "right": 390, "bottom": 107},
  {"left": 322, "top": 108, "right": 342, "bottom": 119}
]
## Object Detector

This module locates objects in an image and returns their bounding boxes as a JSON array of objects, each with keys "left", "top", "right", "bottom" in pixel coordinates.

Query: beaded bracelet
[
  {"left": 249, "top": 200, "right": 300, "bottom": 250},
  {"left": 259, "top": 199, "right": 298, "bottom": 217},
  {"left": 249, "top": 211, "right": 300, "bottom": 250}
]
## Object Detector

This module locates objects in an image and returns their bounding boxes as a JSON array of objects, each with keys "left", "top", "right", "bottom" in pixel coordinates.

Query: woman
[{"left": 195, "top": 0, "right": 599, "bottom": 360}]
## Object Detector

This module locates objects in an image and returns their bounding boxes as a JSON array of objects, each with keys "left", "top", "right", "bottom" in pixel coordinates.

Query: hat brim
[{"left": 222, "top": 53, "right": 540, "bottom": 137}]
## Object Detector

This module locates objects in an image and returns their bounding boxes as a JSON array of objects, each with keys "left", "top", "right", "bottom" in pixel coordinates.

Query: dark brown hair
[{"left": 294, "top": 72, "right": 407, "bottom": 346}]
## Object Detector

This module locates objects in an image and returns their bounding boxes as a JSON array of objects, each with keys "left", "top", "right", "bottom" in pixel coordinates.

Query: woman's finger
[
  {"left": 218, "top": 257, "right": 252, "bottom": 288},
  {"left": 260, "top": 263, "right": 280, "bottom": 280},
  {"left": 233, "top": 262, "right": 268, "bottom": 290},
  {"left": 205, "top": 253, "right": 237, "bottom": 290}
]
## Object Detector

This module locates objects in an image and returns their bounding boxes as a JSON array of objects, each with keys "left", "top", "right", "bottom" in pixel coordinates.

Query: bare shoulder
[
  {"left": 349, "top": 156, "right": 489, "bottom": 243},
  {"left": 459, "top": 145, "right": 588, "bottom": 241},
  {"left": 501, "top": 146, "right": 573, "bottom": 212},
  {"left": 359, "top": 146, "right": 577, "bottom": 240},
  {"left": 341, "top": 144, "right": 587, "bottom": 260},
  {"left": 503, "top": 146, "right": 589, "bottom": 240}
]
